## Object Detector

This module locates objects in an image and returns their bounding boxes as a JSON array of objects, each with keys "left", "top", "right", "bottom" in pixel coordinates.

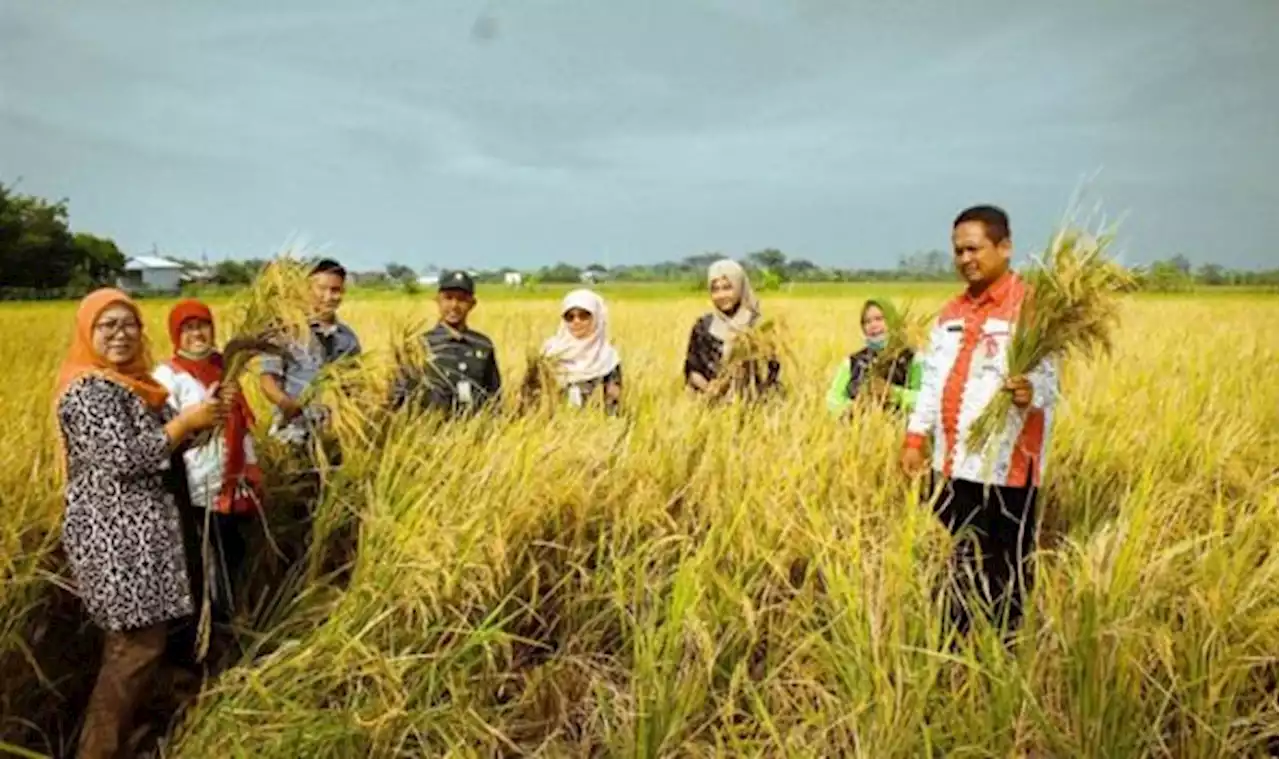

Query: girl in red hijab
[{"left": 153, "top": 299, "right": 263, "bottom": 623}]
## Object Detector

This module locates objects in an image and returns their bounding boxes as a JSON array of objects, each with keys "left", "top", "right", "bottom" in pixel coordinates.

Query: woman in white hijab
[
  {"left": 683, "top": 259, "right": 781, "bottom": 401},
  {"left": 538, "top": 289, "right": 622, "bottom": 413}
]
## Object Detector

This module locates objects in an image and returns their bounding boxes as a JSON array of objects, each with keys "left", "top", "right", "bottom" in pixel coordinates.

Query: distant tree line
[
  {"left": 1129, "top": 254, "right": 1278, "bottom": 292},
  {"left": 0, "top": 182, "right": 127, "bottom": 299},
  {"left": 2, "top": 182, "right": 1274, "bottom": 298}
]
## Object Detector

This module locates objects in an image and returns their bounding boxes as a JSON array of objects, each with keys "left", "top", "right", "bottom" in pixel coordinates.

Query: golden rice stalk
[
  {"left": 709, "top": 317, "right": 791, "bottom": 400},
  {"left": 721, "top": 317, "right": 788, "bottom": 367},
  {"left": 189, "top": 253, "right": 319, "bottom": 656},
  {"left": 966, "top": 220, "right": 1134, "bottom": 455},
  {"left": 518, "top": 347, "right": 562, "bottom": 414},
  {"left": 221, "top": 253, "right": 315, "bottom": 350},
  {"left": 867, "top": 298, "right": 932, "bottom": 381},
  {"left": 186, "top": 253, "right": 313, "bottom": 450},
  {"left": 382, "top": 316, "right": 452, "bottom": 419}
]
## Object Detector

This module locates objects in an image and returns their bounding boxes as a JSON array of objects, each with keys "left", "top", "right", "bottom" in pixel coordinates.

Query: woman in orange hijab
[{"left": 55, "top": 288, "right": 222, "bottom": 759}]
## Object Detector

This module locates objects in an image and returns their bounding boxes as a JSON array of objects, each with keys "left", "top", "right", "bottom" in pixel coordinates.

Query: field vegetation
[{"left": 1, "top": 284, "right": 1275, "bottom": 758}]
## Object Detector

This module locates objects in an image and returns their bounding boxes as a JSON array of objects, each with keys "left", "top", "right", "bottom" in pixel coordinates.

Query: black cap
[
  {"left": 310, "top": 258, "right": 347, "bottom": 280},
  {"left": 438, "top": 270, "right": 475, "bottom": 295}
]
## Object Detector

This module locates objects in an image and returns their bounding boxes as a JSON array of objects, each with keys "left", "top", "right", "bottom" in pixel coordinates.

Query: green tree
[
  {"left": 748, "top": 248, "right": 787, "bottom": 272},
  {"left": 69, "top": 233, "right": 126, "bottom": 287},
  {"left": 539, "top": 262, "right": 582, "bottom": 283},
  {"left": 212, "top": 259, "right": 254, "bottom": 285},
  {"left": 1143, "top": 259, "right": 1194, "bottom": 292},
  {"left": 0, "top": 183, "right": 78, "bottom": 289},
  {"left": 386, "top": 262, "right": 416, "bottom": 283},
  {"left": 1195, "top": 263, "right": 1226, "bottom": 286},
  {"left": 682, "top": 253, "right": 723, "bottom": 272}
]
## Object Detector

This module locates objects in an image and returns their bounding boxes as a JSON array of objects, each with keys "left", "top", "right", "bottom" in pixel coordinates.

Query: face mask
[{"left": 866, "top": 334, "right": 888, "bottom": 351}]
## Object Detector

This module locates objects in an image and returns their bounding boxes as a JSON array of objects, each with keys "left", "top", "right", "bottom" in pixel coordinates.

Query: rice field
[{"left": 1, "top": 284, "right": 1276, "bottom": 758}]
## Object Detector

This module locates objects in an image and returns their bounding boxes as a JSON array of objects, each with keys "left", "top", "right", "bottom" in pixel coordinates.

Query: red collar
[{"left": 966, "top": 271, "right": 1016, "bottom": 308}]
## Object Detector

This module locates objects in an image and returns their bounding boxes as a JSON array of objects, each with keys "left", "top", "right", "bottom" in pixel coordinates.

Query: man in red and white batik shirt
[{"left": 902, "top": 205, "right": 1058, "bottom": 634}]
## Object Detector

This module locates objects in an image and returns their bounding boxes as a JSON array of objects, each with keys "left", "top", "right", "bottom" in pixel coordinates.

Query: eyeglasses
[
  {"left": 563, "top": 310, "right": 592, "bottom": 323},
  {"left": 93, "top": 318, "right": 141, "bottom": 337}
]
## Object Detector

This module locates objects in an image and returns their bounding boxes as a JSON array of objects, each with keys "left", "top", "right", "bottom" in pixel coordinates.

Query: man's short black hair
[
  {"left": 310, "top": 258, "right": 347, "bottom": 280},
  {"left": 953, "top": 205, "right": 1011, "bottom": 244}
]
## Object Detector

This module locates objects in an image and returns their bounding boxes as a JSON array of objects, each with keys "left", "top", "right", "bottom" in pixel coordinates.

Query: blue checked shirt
[{"left": 260, "top": 320, "right": 361, "bottom": 443}]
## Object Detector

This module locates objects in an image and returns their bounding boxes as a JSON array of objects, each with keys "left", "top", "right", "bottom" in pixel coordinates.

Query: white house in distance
[
  {"left": 119, "top": 256, "right": 184, "bottom": 294},
  {"left": 503, "top": 271, "right": 523, "bottom": 287},
  {"left": 579, "top": 268, "right": 609, "bottom": 285}
]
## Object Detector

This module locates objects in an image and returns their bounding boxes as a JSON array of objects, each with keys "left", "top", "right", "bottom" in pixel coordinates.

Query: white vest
[{"left": 152, "top": 363, "right": 257, "bottom": 510}]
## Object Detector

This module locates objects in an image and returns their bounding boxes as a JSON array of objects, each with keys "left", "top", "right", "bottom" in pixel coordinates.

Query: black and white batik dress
[{"left": 58, "top": 375, "right": 194, "bottom": 631}]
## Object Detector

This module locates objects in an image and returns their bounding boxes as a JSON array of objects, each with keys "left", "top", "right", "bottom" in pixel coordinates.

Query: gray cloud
[{"left": 0, "top": 0, "right": 1274, "bottom": 270}]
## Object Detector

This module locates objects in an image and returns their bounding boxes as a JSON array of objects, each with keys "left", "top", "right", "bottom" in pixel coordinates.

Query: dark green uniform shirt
[{"left": 390, "top": 323, "right": 502, "bottom": 416}]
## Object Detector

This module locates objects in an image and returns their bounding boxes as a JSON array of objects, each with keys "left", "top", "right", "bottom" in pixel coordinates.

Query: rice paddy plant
[
  {"left": 966, "top": 222, "right": 1134, "bottom": 456},
  {"left": 0, "top": 286, "right": 1274, "bottom": 758}
]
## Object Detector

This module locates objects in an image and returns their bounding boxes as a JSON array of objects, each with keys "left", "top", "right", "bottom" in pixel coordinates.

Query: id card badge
[
  {"left": 457, "top": 380, "right": 473, "bottom": 404},
  {"left": 567, "top": 384, "right": 584, "bottom": 408}
]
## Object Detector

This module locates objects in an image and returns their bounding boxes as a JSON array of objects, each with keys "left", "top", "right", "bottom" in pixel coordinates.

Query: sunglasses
[{"left": 562, "top": 309, "right": 593, "bottom": 323}]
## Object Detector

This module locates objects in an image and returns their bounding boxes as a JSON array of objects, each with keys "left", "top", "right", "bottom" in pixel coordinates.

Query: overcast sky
[{"left": 1, "top": 1, "right": 1275, "bottom": 271}]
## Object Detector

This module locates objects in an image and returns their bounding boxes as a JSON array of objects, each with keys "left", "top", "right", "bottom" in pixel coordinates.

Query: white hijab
[
  {"left": 707, "top": 259, "right": 761, "bottom": 357},
  {"left": 541, "top": 289, "right": 621, "bottom": 385}
]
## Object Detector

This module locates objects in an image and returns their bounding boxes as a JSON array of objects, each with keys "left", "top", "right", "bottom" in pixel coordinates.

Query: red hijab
[
  {"left": 168, "top": 299, "right": 225, "bottom": 389},
  {"left": 166, "top": 299, "right": 261, "bottom": 514}
]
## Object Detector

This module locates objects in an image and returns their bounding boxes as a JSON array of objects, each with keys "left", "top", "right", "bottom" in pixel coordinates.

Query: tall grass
[{"left": 0, "top": 290, "right": 1275, "bottom": 757}]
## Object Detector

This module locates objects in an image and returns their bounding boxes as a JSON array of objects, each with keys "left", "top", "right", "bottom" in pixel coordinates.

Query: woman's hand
[
  {"left": 183, "top": 400, "right": 222, "bottom": 432},
  {"left": 185, "top": 383, "right": 227, "bottom": 431},
  {"left": 218, "top": 377, "right": 240, "bottom": 406}
]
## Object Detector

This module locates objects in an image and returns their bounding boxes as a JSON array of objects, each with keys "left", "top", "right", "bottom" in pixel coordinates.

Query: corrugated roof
[{"left": 124, "top": 256, "right": 184, "bottom": 270}]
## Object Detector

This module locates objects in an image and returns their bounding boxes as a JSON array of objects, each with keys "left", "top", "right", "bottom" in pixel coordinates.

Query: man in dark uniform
[{"left": 390, "top": 270, "right": 502, "bottom": 416}]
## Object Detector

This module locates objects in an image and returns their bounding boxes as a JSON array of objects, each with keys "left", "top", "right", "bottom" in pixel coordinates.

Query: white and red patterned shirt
[{"left": 905, "top": 273, "right": 1058, "bottom": 488}]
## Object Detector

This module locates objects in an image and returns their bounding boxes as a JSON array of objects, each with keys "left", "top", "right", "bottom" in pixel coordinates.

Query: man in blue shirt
[{"left": 260, "top": 258, "right": 362, "bottom": 445}]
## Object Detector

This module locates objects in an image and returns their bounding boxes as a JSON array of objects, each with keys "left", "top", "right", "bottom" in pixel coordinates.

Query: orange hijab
[{"left": 55, "top": 288, "right": 169, "bottom": 411}]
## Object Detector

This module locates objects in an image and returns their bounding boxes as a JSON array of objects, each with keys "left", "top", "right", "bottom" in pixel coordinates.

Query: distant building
[
  {"left": 417, "top": 273, "right": 440, "bottom": 287},
  {"left": 580, "top": 269, "right": 607, "bottom": 285},
  {"left": 119, "top": 256, "right": 184, "bottom": 294},
  {"left": 503, "top": 271, "right": 523, "bottom": 287},
  {"left": 182, "top": 268, "right": 215, "bottom": 286}
]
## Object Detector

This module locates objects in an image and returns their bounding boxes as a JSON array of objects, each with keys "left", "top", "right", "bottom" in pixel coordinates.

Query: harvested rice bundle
[
  {"left": 187, "top": 255, "right": 318, "bottom": 657},
  {"left": 856, "top": 298, "right": 932, "bottom": 408},
  {"left": 221, "top": 254, "right": 315, "bottom": 352},
  {"left": 187, "top": 256, "right": 312, "bottom": 449},
  {"left": 966, "top": 223, "right": 1134, "bottom": 455},
  {"left": 867, "top": 299, "right": 931, "bottom": 382},
  {"left": 709, "top": 317, "right": 789, "bottom": 400},
  {"left": 518, "top": 347, "right": 563, "bottom": 414}
]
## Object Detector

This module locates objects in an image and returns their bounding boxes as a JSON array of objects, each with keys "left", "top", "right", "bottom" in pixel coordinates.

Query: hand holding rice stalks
[
  {"left": 222, "top": 255, "right": 316, "bottom": 351},
  {"left": 187, "top": 257, "right": 313, "bottom": 449},
  {"left": 867, "top": 299, "right": 931, "bottom": 386},
  {"left": 966, "top": 222, "right": 1134, "bottom": 455},
  {"left": 518, "top": 348, "right": 562, "bottom": 414},
  {"left": 710, "top": 318, "right": 789, "bottom": 401}
]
